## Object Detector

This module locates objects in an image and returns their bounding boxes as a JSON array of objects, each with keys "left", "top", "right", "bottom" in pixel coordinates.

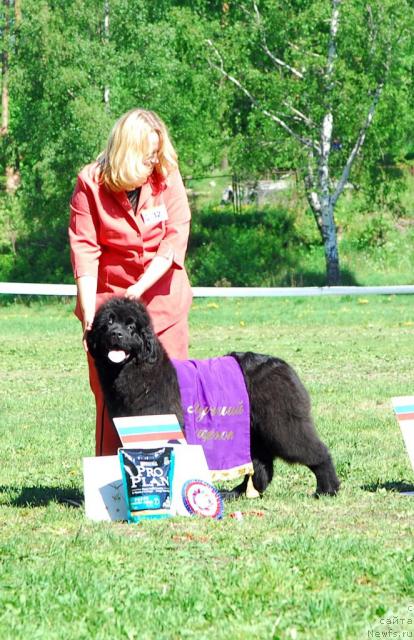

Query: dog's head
[{"left": 86, "top": 297, "right": 160, "bottom": 366}]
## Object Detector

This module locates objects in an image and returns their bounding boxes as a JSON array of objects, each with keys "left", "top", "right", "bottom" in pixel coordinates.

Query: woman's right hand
[
  {"left": 76, "top": 275, "right": 97, "bottom": 353},
  {"left": 82, "top": 317, "right": 94, "bottom": 352}
]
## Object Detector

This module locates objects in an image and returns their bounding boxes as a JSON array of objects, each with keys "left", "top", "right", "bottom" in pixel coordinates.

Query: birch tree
[{"left": 205, "top": 0, "right": 412, "bottom": 285}]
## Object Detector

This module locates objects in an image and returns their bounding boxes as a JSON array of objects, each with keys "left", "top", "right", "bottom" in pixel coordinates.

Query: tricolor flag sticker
[
  {"left": 113, "top": 414, "right": 186, "bottom": 447},
  {"left": 391, "top": 396, "right": 414, "bottom": 473}
]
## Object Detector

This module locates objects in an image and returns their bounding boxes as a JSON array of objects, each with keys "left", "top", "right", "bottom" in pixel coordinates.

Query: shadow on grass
[
  {"left": 362, "top": 480, "right": 414, "bottom": 494},
  {"left": 285, "top": 266, "right": 360, "bottom": 287},
  {"left": 0, "top": 485, "right": 84, "bottom": 508}
]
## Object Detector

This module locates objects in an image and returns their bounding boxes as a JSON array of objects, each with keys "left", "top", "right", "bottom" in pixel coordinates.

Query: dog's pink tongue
[{"left": 108, "top": 350, "right": 127, "bottom": 363}]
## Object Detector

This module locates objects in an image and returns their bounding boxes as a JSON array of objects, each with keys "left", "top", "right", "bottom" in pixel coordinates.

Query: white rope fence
[{"left": 1, "top": 282, "right": 413, "bottom": 298}]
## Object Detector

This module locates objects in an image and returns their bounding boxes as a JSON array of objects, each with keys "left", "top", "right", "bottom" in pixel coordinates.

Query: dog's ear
[{"left": 141, "top": 327, "right": 160, "bottom": 364}]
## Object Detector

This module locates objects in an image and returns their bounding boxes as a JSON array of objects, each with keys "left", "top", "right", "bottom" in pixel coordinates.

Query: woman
[{"left": 69, "top": 108, "right": 192, "bottom": 456}]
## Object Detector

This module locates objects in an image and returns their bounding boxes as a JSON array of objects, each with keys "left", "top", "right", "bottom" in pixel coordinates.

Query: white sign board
[
  {"left": 391, "top": 396, "right": 414, "bottom": 494},
  {"left": 83, "top": 455, "right": 127, "bottom": 522},
  {"left": 83, "top": 445, "right": 211, "bottom": 521},
  {"left": 392, "top": 396, "right": 414, "bottom": 469}
]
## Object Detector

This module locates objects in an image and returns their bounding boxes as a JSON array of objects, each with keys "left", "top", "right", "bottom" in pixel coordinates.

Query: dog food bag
[{"left": 118, "top": 447, "right": 175, "bottom": 523}]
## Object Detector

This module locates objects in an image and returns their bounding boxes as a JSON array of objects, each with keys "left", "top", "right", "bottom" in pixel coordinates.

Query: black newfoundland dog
[{"left": 87, "top": 297, "right": 340, "bottom": 499}]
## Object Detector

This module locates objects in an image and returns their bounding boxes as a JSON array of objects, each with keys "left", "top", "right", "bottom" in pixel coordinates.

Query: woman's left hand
[
  {"left": 124, "top": 256, "right": 173, "bottom": 302},
  {"left": 125, "top": 283, "right": 145, "bottom": 300}
]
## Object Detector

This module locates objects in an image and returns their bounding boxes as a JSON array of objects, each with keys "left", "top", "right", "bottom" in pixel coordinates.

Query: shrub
[
  {"left": 4, "top": 225, "right": 73, "bottom": 284},
  {"left": 356, "top": 216, "right": 394, "bottom": 250},
  {"left": 186, "top": 206, "right": 303, "bottom": 286}
]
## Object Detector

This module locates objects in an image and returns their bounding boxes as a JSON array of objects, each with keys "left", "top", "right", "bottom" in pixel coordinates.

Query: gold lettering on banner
[
  {"left": 196, "top": 429, "right": 235, "bottom": 442},
  {"left": 187, "top": 401, "right": 244, "bottom": 423}
]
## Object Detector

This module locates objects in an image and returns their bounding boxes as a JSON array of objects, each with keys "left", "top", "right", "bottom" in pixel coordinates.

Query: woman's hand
[
  {"left": 82, "top": 317, "right": 94, "bottom": 353},
  {"left": 125, "top": 283, "right": 145, "bottom": 301},
  {"left": 125, "top": 255, "right": 173, "bottom": 302},
  {"left": 76, "top": 275, "right": 97, "bottom": 352}
]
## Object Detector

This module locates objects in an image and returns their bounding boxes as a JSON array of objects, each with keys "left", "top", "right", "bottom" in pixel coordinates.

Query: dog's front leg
[{"left": 219, "top": 475, "right": 261, "bottom": 501}]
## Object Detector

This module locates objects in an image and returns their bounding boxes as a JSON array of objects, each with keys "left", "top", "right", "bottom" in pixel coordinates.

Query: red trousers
[{"left": 87, "top": 318, "right": 189, "bottom": 456}]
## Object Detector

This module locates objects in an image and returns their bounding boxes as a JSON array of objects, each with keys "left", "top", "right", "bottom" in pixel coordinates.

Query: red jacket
[{"left": 69, "top": 162, "right": 192, "bottom": 333}]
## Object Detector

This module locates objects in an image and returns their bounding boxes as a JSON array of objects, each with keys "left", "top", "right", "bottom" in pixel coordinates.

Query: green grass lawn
[{"left": 1, "top": 295, "right": 413, "bottom": 640}]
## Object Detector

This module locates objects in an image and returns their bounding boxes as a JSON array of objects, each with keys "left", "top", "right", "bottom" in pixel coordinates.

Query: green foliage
[
  {"left": 0, "top": 0, "right": 413, "bottom": 284},
  {"left": 9, "top": 229, "right": 73, "bottom": 284},
  {"left": 355, "top": 216, "right": 394, "bottom": 250},
  {"left": 0, "top": 0, "right": 227, "bottom": 282},
  {"left": 180, "top": 0, "right": 414, "bottom": 285},
  {"left": 201, "top": 0, "right": 414, "bottom": 213},
  {"left": 1, "top": 0, "right": 113, "bottom": 282},
  {"left": 91, "top": 1, "right": 225, "bottom": 173},
  {"left": 0, "top": 192, "right": 24, "bottom": 280},
  {"left": 187, "top": 206, "right": 301, "bottom": 286}
]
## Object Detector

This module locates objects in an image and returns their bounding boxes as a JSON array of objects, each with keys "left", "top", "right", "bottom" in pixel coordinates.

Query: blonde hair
[{"left": 97, "top": 109, "right": 178, "bottom": 192}]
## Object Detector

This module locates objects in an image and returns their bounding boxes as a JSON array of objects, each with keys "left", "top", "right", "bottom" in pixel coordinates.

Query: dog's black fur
[{"left": 87, "top": 297, "right": 340, "bottom": 498}]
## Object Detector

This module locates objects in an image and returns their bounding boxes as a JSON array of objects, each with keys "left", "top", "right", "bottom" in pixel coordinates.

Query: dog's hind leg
[
  {"left": 308, "top": 454, "right": 340, "bottom": 497},
  {"left": 282, "top": 438, "right": 340, "bottom": 496},
  {"left": 250, "top": 457, "right": 274, "bottom": 495},
  {"left": 270, "top": 426, "right": 340, "bottom": 496}
]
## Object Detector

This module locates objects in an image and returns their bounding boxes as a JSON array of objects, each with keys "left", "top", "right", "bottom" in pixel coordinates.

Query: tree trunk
[
  {"left": 103, "top": 0, "right": 110, "bottom": 108},
  {"left": 321, "top": 200, "right": 340, "bottom": 285},
  {"left": 14, "top": 0, "right": 21, "bottom": 23}
]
